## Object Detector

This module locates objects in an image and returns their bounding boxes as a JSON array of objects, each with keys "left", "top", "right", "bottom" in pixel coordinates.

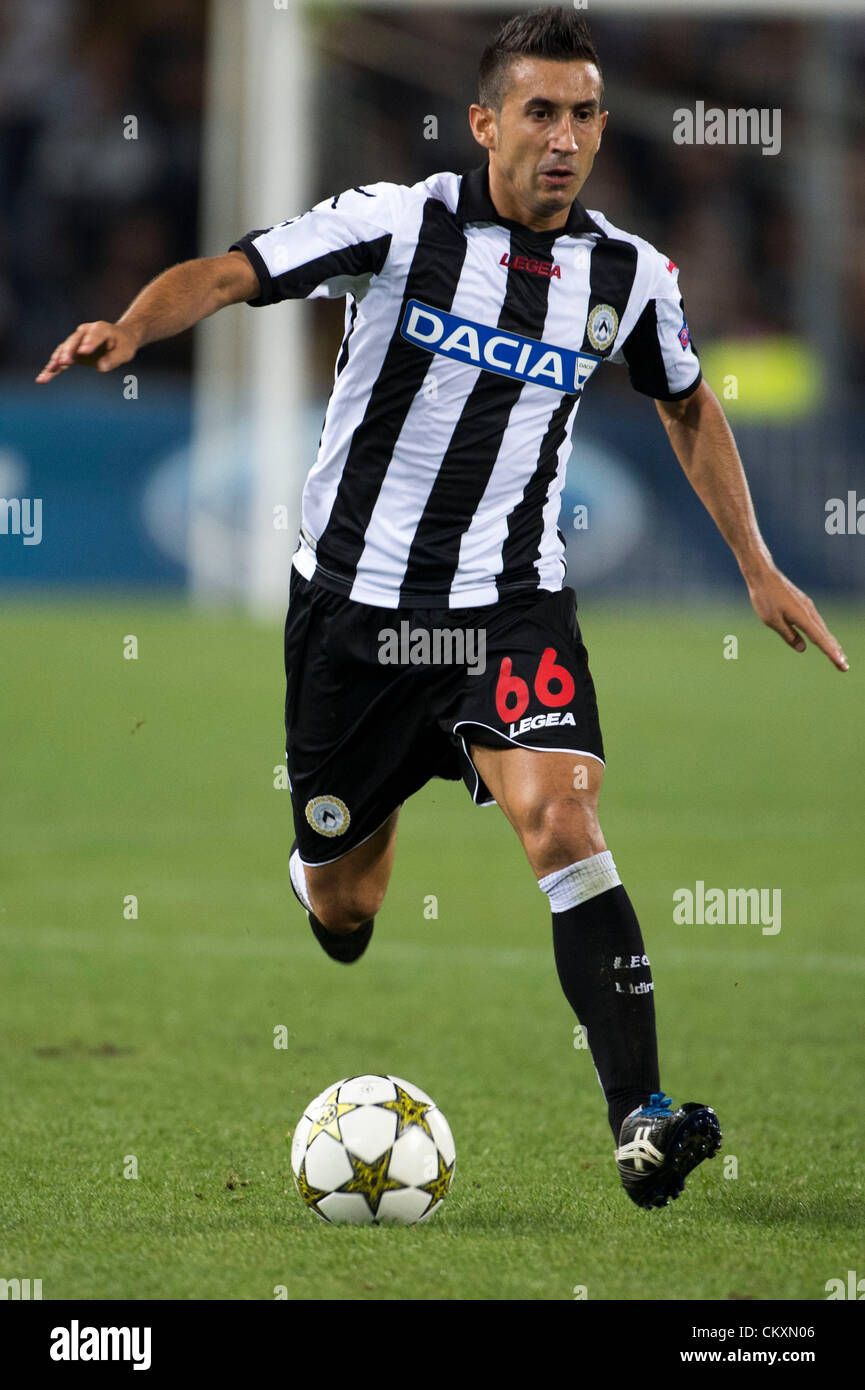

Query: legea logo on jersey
[{"left": 400, "top": 300, "right": 601, "bottom": 393}]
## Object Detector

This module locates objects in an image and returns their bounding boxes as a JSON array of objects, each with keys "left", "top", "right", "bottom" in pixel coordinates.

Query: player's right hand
[{"left": 35, "top": 321, "right": 139, "bottom": 383}]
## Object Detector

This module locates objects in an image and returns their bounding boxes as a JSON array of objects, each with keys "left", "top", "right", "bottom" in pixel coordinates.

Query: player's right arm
[{"left": 35, "top": 250, "right": 260, "bottom": 383}]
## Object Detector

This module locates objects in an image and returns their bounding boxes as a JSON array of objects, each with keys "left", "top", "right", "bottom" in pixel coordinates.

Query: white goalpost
[{"left": 190, "top": 0, "right": 311, "bottom": 616}]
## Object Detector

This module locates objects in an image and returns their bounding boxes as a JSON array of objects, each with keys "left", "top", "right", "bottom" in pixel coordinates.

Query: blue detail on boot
[{"left": 640, "top": 1092, "right": 674, "bottom": 1117}]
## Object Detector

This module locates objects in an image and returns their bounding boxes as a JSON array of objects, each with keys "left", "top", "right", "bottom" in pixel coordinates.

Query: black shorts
[{"left": 284, "top": 569, "right": 605, "bottom": 865}]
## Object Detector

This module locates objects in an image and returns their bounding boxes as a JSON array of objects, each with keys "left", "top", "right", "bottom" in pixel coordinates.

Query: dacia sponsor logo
[{"left": 401, "top": 300, "right": 600, "bottom": 393}]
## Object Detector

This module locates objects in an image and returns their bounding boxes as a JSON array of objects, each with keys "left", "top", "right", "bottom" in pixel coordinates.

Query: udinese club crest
[
  {"left": 306, "top": 795, "right": 351, "bottom": 837},
  {"left": 586, "top": 302, "right": 619, "bottom": 353}
]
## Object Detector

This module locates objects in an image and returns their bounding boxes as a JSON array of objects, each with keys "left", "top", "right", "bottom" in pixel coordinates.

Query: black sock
[{"left": 552, "top": 884, "right": 660, "bottom": 1140}]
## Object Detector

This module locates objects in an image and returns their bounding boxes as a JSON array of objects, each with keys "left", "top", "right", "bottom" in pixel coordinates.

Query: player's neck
[{"left": 487, "top": 162, "right": 572, "bottom": 234}]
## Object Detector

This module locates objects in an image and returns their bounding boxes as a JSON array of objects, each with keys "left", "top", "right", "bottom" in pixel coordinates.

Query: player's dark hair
[{"left": 478, "top": 7, "right": 604, "bottom": 113}]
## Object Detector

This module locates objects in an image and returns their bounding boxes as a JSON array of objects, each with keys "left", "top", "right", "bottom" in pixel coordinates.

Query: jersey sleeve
[
  {"left": 228, "top": 183, "right": 400, "bottom": 306},
  {"left": 613, "top": 248, "right": 702, "bottom": 401}
]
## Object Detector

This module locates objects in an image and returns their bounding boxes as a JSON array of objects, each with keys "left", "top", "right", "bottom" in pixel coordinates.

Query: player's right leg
[
  {"left": 304, "top": 809, "right": 399, "bottom": 932},
  {"left": 282, "top": 570, "right": 463, "bottom": 963},
  {"left": 289, "top": 812, "right": 398, "bottom": 964}
]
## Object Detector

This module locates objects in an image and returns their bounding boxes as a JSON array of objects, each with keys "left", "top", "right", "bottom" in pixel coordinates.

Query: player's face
[{"left": 472, "top": 58, "right": 607, "bottom": 231}]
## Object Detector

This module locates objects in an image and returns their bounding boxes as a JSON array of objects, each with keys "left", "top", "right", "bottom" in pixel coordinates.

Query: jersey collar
[{"left": 455, "top": 163, "right": 604, "bottom": 240}]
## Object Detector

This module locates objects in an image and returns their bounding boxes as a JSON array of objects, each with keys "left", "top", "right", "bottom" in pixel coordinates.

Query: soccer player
[{"left": 37, "top": 8, "right": 847, "bottom": 1209}]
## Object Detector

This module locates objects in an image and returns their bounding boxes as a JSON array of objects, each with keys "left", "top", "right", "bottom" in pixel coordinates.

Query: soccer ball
[{"left": 290, "top": 1074, "right": 456, "bottom": 1225}]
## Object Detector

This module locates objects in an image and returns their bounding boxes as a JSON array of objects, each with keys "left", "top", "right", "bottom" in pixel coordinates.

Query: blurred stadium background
[{"left": 2, "top": 0, "right": 864, "bottom": 606}]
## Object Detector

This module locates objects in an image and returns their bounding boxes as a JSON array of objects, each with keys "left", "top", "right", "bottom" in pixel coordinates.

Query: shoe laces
[{"left": 640, "top": 1091, "right": 674, "bottom": 1117}]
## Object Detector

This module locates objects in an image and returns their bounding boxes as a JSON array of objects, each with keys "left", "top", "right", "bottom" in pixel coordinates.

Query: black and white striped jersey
[{"left": 229, "top": 164, "right": 701, "bottom": 608}]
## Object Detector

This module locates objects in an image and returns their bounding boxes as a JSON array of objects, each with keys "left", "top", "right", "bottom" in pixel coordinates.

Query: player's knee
[
  {"left": 519, "top": 795, "right": 606, "bottom": 873},
  {"left": 310, "top": 879, "right": 386, "bottom": 933}
]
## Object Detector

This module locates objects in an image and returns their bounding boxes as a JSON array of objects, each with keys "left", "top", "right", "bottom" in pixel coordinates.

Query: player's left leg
[
  {"left": 468, "top": 742, "right": 606, "bottom": 874},
  {"left": 471, "top": 741, "right": 721, "bottom": 1207},
  {"left": 470, "top": 741, "right": 660, "bottom": 1138}
]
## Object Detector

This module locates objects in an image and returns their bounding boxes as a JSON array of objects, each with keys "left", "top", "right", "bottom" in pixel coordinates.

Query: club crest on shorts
[
  {"left": 305, "top": 795, "right": 350, "bottom": 837},
  {"left": 586, "top": 303, "right": 619, "bottom": 352}
]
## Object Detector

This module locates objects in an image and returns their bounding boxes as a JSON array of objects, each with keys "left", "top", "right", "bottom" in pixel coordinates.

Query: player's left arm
[{"left": 655, "top": 380, "right": 848, "bottom": 671}]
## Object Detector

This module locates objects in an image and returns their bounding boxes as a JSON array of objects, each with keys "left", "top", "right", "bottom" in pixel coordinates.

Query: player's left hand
[{"left": 746, "top": 565, "right": 848, "bottom": 671}]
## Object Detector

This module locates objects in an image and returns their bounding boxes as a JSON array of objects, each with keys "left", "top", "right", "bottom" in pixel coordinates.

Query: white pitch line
[{"left": 1, "top": 926, "right": 864, "bottom": 977}]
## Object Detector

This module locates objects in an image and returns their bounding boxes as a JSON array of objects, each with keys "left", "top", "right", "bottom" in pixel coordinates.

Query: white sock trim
[
  {"left": 289, "top": 847, "right": 313, "bottom": 912},
  {"left": 538, "top": 850, "right": 621, "bottom": 913}
]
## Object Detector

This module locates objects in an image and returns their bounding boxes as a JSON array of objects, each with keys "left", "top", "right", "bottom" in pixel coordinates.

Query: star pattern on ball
[
  {"left": 338, "top": 1148, "right": 405, "bottom": 1217},
  {"left": 419, "top": 1150, "right": 454, "bottom": 1211},
  {"left": 306, "top": 1089, "right": 359, "bottom": 1145},
  {"left": 380, "top": 1085, "right": 435, "bottom": 1140},
  {"left": 294, "top": 1157, "right": 330, "bottom": 1216}
]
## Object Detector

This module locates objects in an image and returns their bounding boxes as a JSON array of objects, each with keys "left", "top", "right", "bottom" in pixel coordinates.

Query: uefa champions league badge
[
  {"left": 305, "top": 795, "right": 351, "bottom": 837},
  {"left": 586, "top": 302, "right": 619, "bottom": 353}
]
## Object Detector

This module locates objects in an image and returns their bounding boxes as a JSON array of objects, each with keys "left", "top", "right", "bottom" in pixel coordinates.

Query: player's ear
[{"left": 468, "top": 103, "right": 497, "bottom": 152}]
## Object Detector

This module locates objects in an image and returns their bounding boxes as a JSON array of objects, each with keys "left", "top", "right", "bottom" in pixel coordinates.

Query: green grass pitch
[{"left": 1, "top": 594, "right": 863, "bottom": 1301}]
